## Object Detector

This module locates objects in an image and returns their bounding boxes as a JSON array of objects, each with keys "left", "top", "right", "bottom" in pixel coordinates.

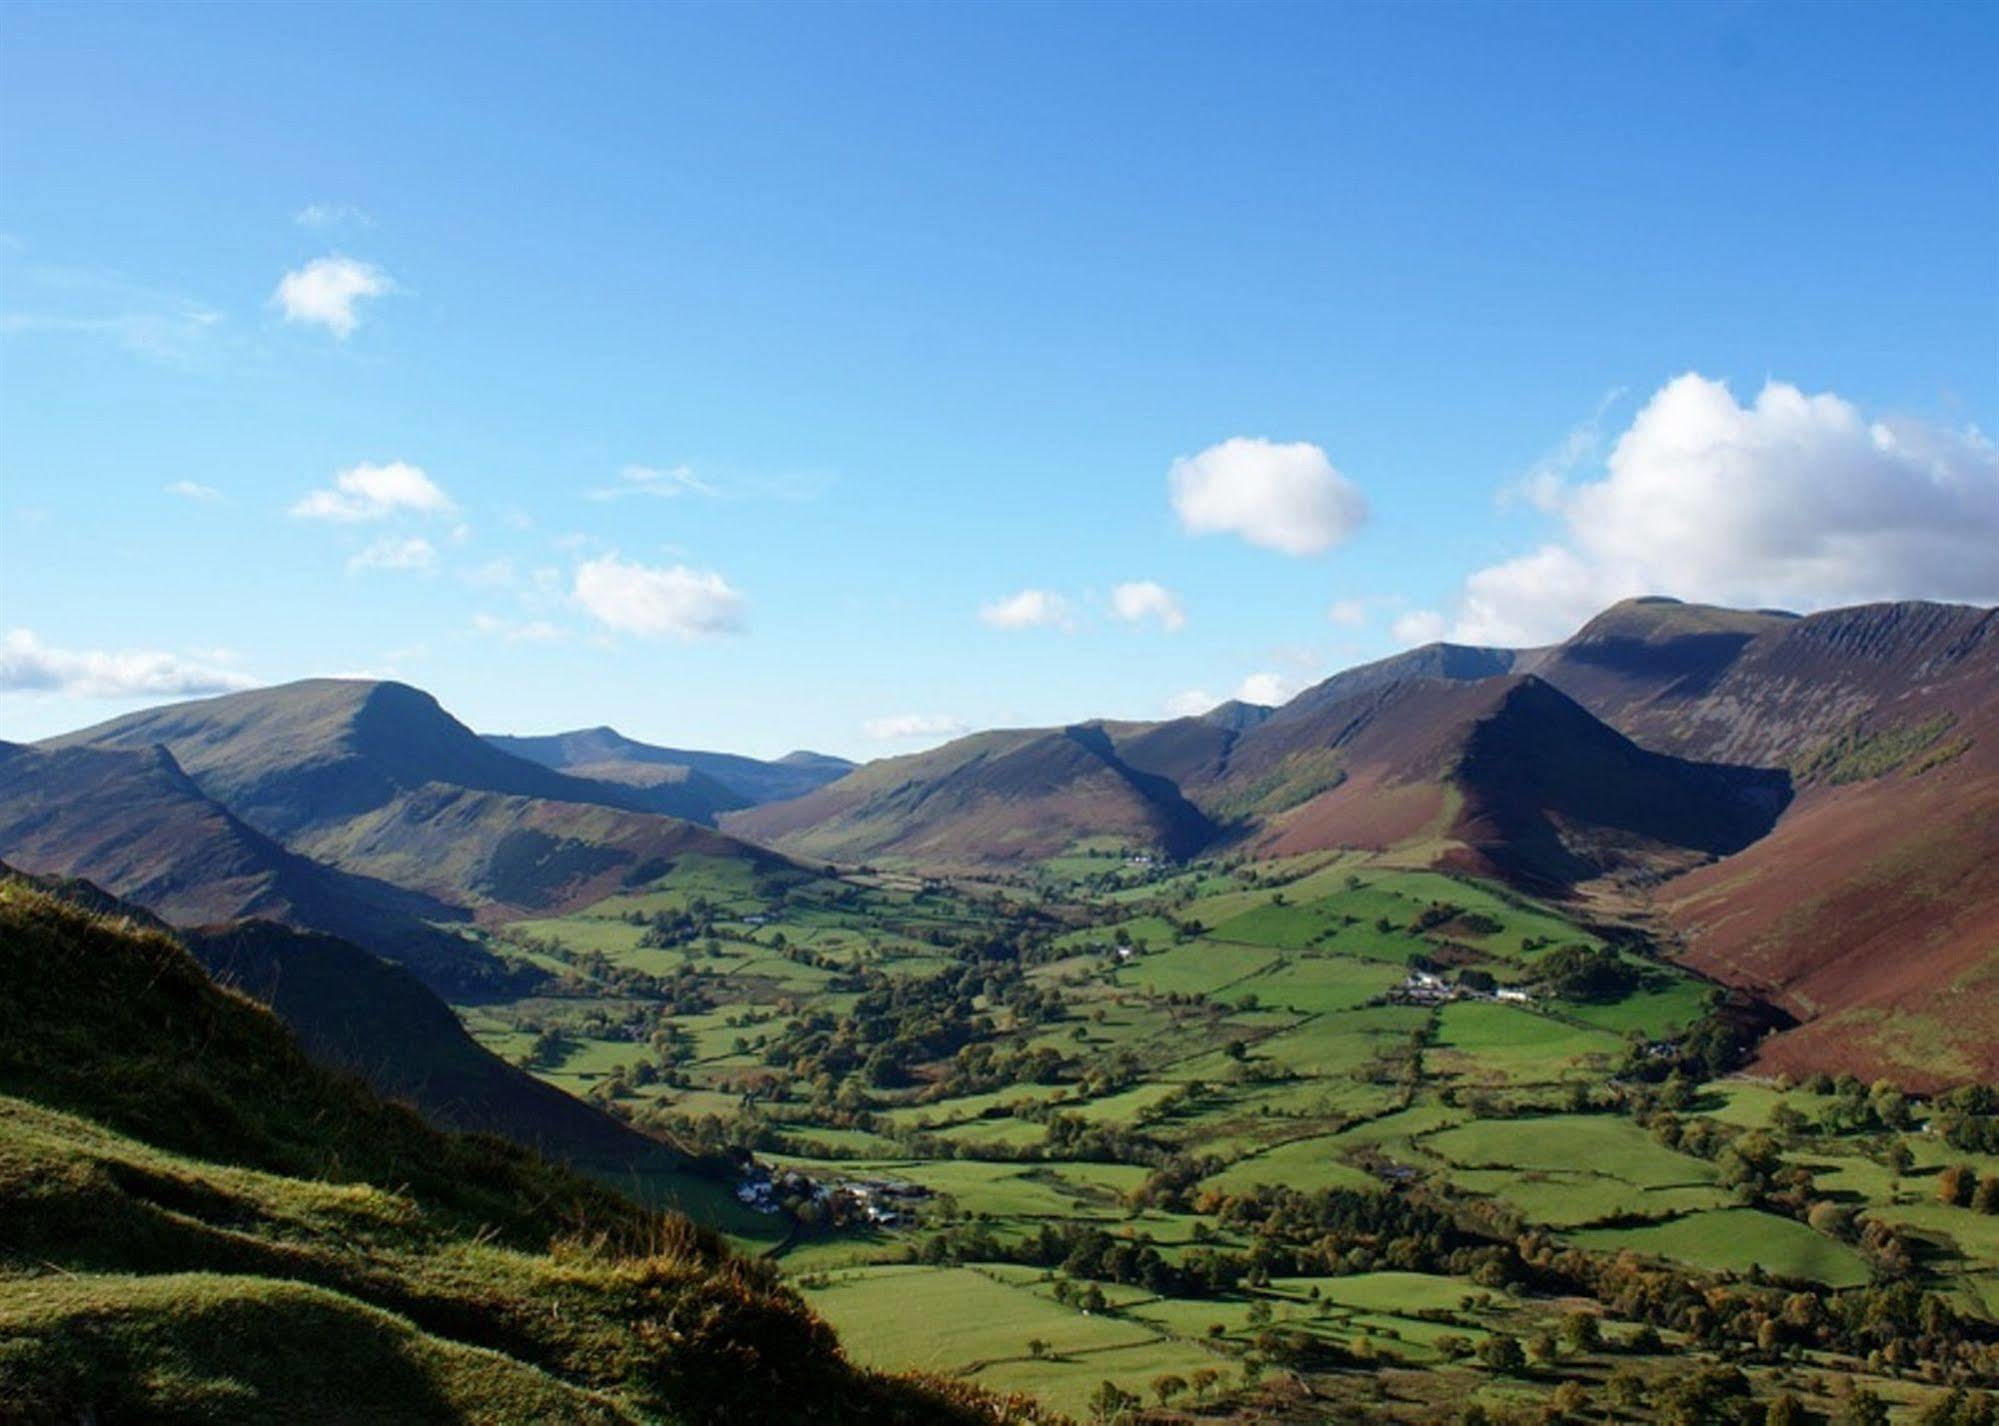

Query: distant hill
[
  {"left": 0, "top": 874, "right": 1019, "bottom": 1424},
  {"left": 41, "top": 679, "right": 792, "bottom": 921},
  {"left": 725, "top": 723, "right": 1216, "bottom": 867},
  {"left": 43, "top": 678, "right": 720, "bottom": 828},
  {"left": 488, "top": 725, "right": 854, "bottom": 809},
  {"left": 0, "top": 740, "right": 522, "bottom": 998},
  {"left": 729, "top": 672, "right": 1783, "bottom": 890}
]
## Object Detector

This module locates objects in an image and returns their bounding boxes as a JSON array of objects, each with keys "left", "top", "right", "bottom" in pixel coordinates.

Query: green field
[
  {"left": 450, "top": 851, "right": 1988, "bottom": 1422},
  {"left": 1571, "top": 1207, "right": 1873, "bottom": 1288}
]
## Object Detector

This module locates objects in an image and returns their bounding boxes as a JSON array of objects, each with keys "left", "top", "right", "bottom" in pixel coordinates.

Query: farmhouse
[{"left": 1390, "top": 970, "right": 1457, "bottom": 1006}]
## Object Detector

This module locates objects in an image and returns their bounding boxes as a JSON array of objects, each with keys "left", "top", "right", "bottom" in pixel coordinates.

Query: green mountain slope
[{"left": 0, "top": 877, "right": 1045, "bottom": 1425}]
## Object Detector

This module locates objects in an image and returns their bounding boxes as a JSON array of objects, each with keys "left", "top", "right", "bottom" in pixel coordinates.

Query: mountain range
[
  {"left": 727, "top": 596, "right": 1997, "bottom": 1083},
  {"left": 2, "top": 594, "right": 1992, "bottom": 1089},
  {"left": 35, "top": 679, "right": 798, "bottom": 927},
  {"left": 486, "top": 725, "right": 852, "bottom": 815}
]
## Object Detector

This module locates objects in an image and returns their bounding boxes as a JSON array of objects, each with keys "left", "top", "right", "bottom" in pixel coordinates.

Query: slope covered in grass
[{"left": 0, "top": 879, "right": 1049, "bottom": 1425}]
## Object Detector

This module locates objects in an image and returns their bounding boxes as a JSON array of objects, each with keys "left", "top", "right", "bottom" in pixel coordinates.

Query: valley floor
[{"left": 460, "top": 848, "right": 1999, "bottom": 1422}]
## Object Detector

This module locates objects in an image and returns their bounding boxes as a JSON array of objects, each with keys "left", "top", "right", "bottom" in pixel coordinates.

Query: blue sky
[{"left": 3, "top": 0, "right": 1995, "bottom": 758}]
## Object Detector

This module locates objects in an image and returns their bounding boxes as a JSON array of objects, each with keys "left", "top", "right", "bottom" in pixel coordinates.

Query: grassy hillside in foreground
[{"left": 0, "top": 879, "right": 1051, "bottom": 1425}]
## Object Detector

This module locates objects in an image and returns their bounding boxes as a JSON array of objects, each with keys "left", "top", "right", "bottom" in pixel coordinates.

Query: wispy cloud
[
  {"left": 347, "top": 535, "right": 437, "bottom": 573},
  {"left": 0, "top": 629, "right": 257, "bottom": 699},
  {"left": 1502, "top": 386, "right": 1627, "bottom": 513},
  {"left": 0, "top": 261, "right": 224, "bottom": 364},
  {"left": 472, "top": 613, "right": 567, "bottom": 644},
  {"left": 1109, "top": 580, "right": 1186, "bottom": 633},
  {"left": 979, "top": 588, "right": 1074, "bottom": 631},
  {"left": 166, "top": 480, "right": 224, "bottom": 503},
  {"left": 1390, "top": 610, "right": 1448, "bottom": 645},
  {"left": 294, "top": 202, "right": 373, "bottom": 229},
  {"left": 586, "top": 464, "right": 717, "bottom": 501},
  {"left": 863, "top": 713, "right": 969, "bottom": 741}
]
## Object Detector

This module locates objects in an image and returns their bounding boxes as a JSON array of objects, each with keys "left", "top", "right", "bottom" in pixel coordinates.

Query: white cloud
[
  {"left": 1441, "top": 374, "right": 1999, "bottom": 645},
  {"left": 166, "top": 480, "right": 223, "bottom": 503},
  {"left": 572, "top": 554, "right": 746, "bottom": 639},
  {"left": 1236, "top": 671, "right": 1301, "bottom": 706},
  {"left": 586, "top": 464, "right": 716, "bottom": 501},
  {"left": 292, "top": 462, "right": 456, "bottom": 523},
  {"left": 863, "top": 713, "right": 970, "bottom": 741},
  {"left": 1169, "top": 437, "right": 1369, "bottom": 556},
  {"left": 1164, "top": 689, "right": 1220, "bottom": 718},
  {"left": 1109, "top": 580, "right": 1186, "bottom": 632},
  {"left": 472, "top": 613, "right": 566, "bottom": 644},
  {"left": 294, "top": 203, "right": 372, "bottom": 229},
  {"left": 1390, "top": 610, "right": 1448, "bottom": 646},
  {"left": 979, "top": 588, "right": 1074, "bottom": 631},
  {"left": 347, "top": 535, "right": 436, "bottom": 573},
  {"left": 1325, "top": 598, "right": 1368, "bottom": 628},
  {"left": 272, "top": 255, "right": 393, "bottom": 338},
  {"left": 0, "top": 629, "right": 259, "bottom": 699}
]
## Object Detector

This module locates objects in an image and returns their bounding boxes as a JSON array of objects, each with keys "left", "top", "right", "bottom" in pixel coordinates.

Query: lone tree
[
  {"left": 1087, "top": 1380, "right": 1138, "bottom": 1424},
  {"left": 1561, "top": 1309, "right": 1603, "bottom": 1354},
  {"left": 1479, "top": 1334, "right": 1526, "bottom": 1374}
]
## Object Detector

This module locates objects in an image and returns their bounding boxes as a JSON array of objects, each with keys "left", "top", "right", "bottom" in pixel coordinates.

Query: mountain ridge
[
  {"left": 39, "top": 679, "right": 796, "bottom": 922},
  {"left": 486, "top": 724, "right": 855, "bottom": 809}
]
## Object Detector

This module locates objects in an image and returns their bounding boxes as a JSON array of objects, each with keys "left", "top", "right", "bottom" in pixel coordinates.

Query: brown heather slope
[
  {"left": 1660, "top": 728, "right": 1999, "bottom": 1088},
  {"left": 1605, "top": 602, "right": 1999, "bottom": 1087},
  {"left": 1206, "top": 598, "right": 1999, "bottom": 1083},
  {"left": 1219, "top": 676, "right": 1786, "bottom": 890},
  {"left": 42, "top": 679, "right": 792, "bottom": 921},
  {"left": 724, "top": 723, "right": 1217, "bottom": 867}
]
